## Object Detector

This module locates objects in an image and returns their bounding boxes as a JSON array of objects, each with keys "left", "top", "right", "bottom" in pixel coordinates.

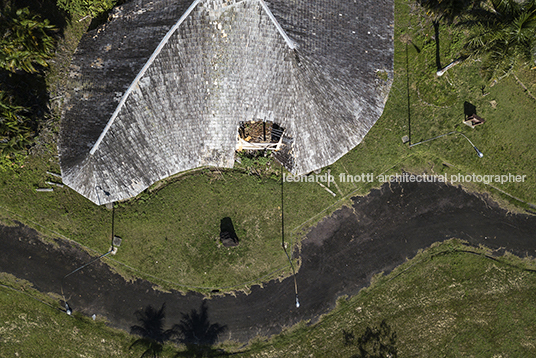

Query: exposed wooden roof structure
[{"left": 59, "top": 0, "right": 394, "bottom": 205}]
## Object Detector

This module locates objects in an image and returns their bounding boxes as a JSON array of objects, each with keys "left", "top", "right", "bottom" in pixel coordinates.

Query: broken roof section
[{"left": 59, "top": 0, "right": 394, "bottom": 205}]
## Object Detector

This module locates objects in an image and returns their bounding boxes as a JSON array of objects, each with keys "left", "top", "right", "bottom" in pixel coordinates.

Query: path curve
[{"left": 1, "top": 181, "right": 535, "bottom": 343}]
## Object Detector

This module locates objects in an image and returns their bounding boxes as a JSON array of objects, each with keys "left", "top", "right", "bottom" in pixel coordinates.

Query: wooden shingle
[{"left": 59, "top": 0, "right": 394, "bottom": 205}]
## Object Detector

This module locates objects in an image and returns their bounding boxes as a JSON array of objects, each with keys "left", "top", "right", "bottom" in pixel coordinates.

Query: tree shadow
[
  {"left": 0, "top": 69, "right": 50, "bottom": 136},
  {"left": 130, "top": 302, "right": 228, "bottom": 357},
  {"left": 344, "top": 320, "right": 398, "bottom": 358},
  {"left": 130, "top": 303, "right": 177, "bottom": 358},
  {"left": 220, "top": 217, "right": 239, "bottom": 247},
  {"left": 173, "top": 301, "right": 228, "bottom": 357},
  {"left": 343, "top": 329, "right": 355, "bottom": 346},
  {"left": 433, "top": 20, "right": 442, "bottom": 71}
]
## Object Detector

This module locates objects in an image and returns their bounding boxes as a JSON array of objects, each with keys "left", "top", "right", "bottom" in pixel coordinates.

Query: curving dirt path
[{"left": 1, "top": 181, "right": 536, "bottom": 343}]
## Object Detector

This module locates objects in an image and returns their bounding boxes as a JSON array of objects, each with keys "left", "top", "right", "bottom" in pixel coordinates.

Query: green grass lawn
[
  {"left": 0, "top": 0, "right": 535, "bottom": 294},
  {"left": 242, "top": 239, "right": 536, "bottom": 357},
  {"left": 0, "top": 274, "right": 151, "bottom": 357}
]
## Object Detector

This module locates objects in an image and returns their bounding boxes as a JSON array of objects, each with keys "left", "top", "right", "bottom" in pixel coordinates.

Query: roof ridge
[
  {"left": 258, "top": 0, "right": 296, "bottom": 50},
  {"left": 89, "top": 0, "right": 203, "bottom": 155},
  {"left": 89, "top": 0, "right": 295, "bottom": 157}
]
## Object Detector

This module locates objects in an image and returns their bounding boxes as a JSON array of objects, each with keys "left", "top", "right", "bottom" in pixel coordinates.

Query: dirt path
[{"left": 1, "top": 181, "right": 535, "bottom": 344}]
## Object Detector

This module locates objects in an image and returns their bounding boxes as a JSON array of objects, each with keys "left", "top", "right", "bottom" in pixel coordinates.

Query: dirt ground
[{"left": 1, "top": 181, "right": 536, "bottom": 344}]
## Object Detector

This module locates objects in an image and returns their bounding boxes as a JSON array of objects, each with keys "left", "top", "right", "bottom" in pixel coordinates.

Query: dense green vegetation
[
  {"left": 0, "top": 5, "right": 57, "bottom": 164},
  {"left": 0, "top": 0, "right": 535, "bottom": 355},
  {"left": 56, "top": 0, "right": 117, "bottom": 17},
  {"left": 0, "top": 7, "right": 56, "bottom": 74}
]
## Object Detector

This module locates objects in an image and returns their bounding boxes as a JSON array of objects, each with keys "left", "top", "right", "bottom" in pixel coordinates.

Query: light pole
[
  {"left": 60, "top": 249, "right": 113, "bottom": 314},
  {"left": 281, "top": 171, "right": 300, "bottom": 308},
  {"left": 409, "top": 131, "right": 483, "bottom": 158},
  {"left": 60, "top": 206, "right": 117, "bottom": 314}
]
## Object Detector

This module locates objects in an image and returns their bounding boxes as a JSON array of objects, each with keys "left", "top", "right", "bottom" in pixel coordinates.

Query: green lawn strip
[
  {"left": 0, "top": 276, "right": 151, "bottom": 357},
  {"left": 242, "top": 239, "right": 536, "bottom": 357},
  {"left": 391, "top": 0, "right": 536, "bottom": 206},
  {"left": 113, "top": 170, "right": 290, "bottom": 289}
]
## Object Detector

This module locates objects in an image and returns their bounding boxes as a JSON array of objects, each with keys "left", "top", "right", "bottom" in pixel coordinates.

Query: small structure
[{"left": 464, "top": 114, "right": 486, "bottom": 128}]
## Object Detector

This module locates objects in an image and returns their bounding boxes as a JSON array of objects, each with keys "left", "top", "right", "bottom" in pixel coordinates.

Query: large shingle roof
[{"left": 59, "top": 0, "right": 394, "bottom": 205}]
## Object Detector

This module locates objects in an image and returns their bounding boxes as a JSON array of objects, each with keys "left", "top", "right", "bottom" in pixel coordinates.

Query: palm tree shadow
[
  {"left": 130, "top": 303, "right": 177, "bottom": 358},
  {"left": 173, "top": 301, "right": 228, "bottom": 357}
]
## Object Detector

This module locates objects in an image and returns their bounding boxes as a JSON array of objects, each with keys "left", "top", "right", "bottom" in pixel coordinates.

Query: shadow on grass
[
  {"left": 220, "top": 217, "right": 239, "bottom": 247},
  {"left": 344, "top": 320, "right": 398, "bottom": 358},
  {"left": 130, "top": 302, "right": 228, "bottom": 358},
  {"left": 433, "top": 20, "right": 442, "bottom": 71},
  {"left": 463, "top": 101, "right": 477, "bottom": 117},
  {"left": 0, "top": 69, "right": 50, "bottom": 138}
]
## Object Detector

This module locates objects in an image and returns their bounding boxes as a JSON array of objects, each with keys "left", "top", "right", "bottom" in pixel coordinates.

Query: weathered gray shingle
[{"left": 59, "top": 0, "right": 394, "bottom": 205}]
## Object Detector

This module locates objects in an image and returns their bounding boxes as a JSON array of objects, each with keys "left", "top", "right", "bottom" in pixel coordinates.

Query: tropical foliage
[
  {"left": 0, "top": 7, "right": 57, "bottom": 165},
  {"left": 0, "top": 91, "right": 33, "bottom": 168},
  {"left": 465, "top": 0, "right": 536, "bottom": 80},
  {"left": 0, "top": 7, "right": 56, "bottom": 73},
  {"left": 56, "top": 0, "right": 116, "bottom": 17},
  {"left": 417, "top": 0, "right": 476, "bottom": 23},
  {"left": 417, "top": 0, "right": 536, "bottom": 81}
]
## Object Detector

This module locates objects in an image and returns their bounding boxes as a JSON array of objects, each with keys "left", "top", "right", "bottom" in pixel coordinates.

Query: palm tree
[
  {"left": 0, "top": 7, "right": 56, "bottom": 73},
  {"left": 465, "top": 0, "right": 536, "bottom": 81},
  {"left": 130, "top": 303, "right": 177, "bottom": 358}
]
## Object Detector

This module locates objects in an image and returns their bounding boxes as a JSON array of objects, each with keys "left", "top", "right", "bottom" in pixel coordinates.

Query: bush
[{"left": 56, "top": 0, "right": 116, "bottom": 18}]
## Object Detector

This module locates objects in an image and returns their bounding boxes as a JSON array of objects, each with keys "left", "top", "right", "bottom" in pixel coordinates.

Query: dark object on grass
[
  {"left": 464, "top": 101, "right": 477, "bottom": 117},
  {"left": 220, "top": 217, "right": 239, "bottom": 247},
  {"left": 350, "top": 320, "right": 398, "bottom": 358}
]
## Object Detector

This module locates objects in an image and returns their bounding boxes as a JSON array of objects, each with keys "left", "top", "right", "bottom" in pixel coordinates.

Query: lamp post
[
  {"left": 409, "top": 131, "right": 483, "bottom": 158},
  {"left": 281, "top": 170, "right": 300, "bottom": 308},
  {"left": 60, "top": 206, "right": 117, "bottom": 314},
  {"left": 60, "top": 249, "right": 113, "bottom": 314}
]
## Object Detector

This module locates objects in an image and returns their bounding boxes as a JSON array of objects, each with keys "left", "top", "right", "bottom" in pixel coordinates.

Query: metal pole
[
  {"left": 281, "top": 170, "right": 300, "bottom": 308},
  {"left": 60, "top": 207, "right": 116, "bottom": 314},
  {"left": 409, "top": 131, "right": 483, "bottom": 158}
]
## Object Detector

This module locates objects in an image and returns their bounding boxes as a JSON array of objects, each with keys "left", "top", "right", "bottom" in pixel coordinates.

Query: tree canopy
[
  {"left": 465, "top": 0, "right": 536, "bottom": 80},
  {"left": 56, "top": 0, "right": 116, "bottom": 17},
  {"left": 0, "top": 7, "right": 56, "bottom": 165},
  {"left": 0, "top": 7, "right": 56, "bottom": 73}
]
